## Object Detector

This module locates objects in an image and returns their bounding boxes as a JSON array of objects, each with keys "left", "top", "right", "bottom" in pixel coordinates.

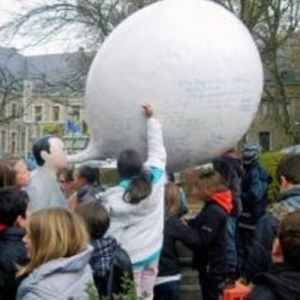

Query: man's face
[{"left": 47, "top": 138, "right": 68, "bottom": 170}]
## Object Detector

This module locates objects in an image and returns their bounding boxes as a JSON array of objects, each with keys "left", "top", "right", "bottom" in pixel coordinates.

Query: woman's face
[
  {"left": 14, "top": 160, "right": 31, "bottom": 188},
  {"left": 23, "top": 227, "right": 33, "bottom": 258}
]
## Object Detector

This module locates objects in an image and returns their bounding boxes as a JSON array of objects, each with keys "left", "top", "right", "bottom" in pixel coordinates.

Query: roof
[{"left": 0, "top": 46, "right": 95, "bottom": 95}]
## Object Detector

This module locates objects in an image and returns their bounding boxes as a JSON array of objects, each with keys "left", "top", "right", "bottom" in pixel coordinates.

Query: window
[
  {"left": 52, "top": 106, "right": 60, "bottom": 122},
  {"left": 34, "top": 106, "right": 43, "bottom": 122},
  {"left": 11, "top": 132, "right": 16, "bottom": 154},
  {"left": 71, "top": 105, "right": 81, "bottom": 122},
  {"left": 1, "top": 131, "right": 6, "bottom": 153},
  {"left": 259, "top": 131, "right": 271, "bottom": 151},
  {"left": 21, "top": 132, "right": 26, "bottom": 151}
]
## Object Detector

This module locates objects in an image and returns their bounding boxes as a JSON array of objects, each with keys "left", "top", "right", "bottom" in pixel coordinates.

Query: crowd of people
[{"left": 0, "top": 104, "right": 300, "bottom": 300}]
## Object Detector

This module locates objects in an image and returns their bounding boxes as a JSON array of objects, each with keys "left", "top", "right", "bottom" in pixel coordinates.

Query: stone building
[
  {"left": 246, "top": 34, "right": 300, "bottom": 151},
  {"left": 0, "top": 46, "right": 91, "bottom": 157}
]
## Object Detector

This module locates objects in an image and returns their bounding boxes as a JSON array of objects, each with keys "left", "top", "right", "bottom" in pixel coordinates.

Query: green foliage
[
  {"left": 42, "top": 123, "right": 65, "bottom": 138},
  {"left": 260, "top": 151, "right": 284, "bottom": 204},
  {"left": 85, "top": 275, "right": 138, "bottom": 300},
  {"left": 100, "top": 168, "right": 119, "bottom": 187},
  {"left": 85, "top": 281, "right": 100, "bottom": 300},
  {"left": 112, "top": 275, "right": 137, "bottom": 300}
]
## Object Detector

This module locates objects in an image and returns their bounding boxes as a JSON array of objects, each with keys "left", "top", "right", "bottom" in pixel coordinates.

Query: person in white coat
[
  {"left": 102, "top": 104, "right": 166, "bottom": 299},
  {"left": 16, "top": 208, "right": 96, "bottom": 300}
]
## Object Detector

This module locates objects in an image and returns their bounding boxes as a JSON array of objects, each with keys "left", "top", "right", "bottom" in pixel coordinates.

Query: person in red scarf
[
  {"left": 0, "top": 188, "right": 29, "bottom": 300},
  {"left": 187, "top": 167, "right": 233, "bottom": 300}
]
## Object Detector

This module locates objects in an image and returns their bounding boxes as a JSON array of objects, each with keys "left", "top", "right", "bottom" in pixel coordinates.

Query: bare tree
[
  {"left": 213, "top": 0, "right": 300, "bottom": 143},
  {"left": 0, "top": 69, "right": 24, "bottom": 125},
  {"left": 0, "top": 0, "right": 160, "bottom": 118},
  {"left": 0, "top": 0, "right": 159, "bottom": 51},
  {"left": 0, "top": 47, "right": 30, "bottom": 125}
]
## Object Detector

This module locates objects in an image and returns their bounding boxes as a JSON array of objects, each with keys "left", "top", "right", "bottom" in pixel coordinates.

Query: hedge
[{"left": 260, "top": 152, "right": 284, "bottom": 204}]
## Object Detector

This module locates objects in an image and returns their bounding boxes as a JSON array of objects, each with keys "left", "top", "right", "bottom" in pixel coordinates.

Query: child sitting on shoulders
[{"left": 101, "top": 104, "right": 166, "bottom": 299}]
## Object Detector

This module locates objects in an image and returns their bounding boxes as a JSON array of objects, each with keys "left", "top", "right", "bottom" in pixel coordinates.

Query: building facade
[{"left": 0, "top": 47, "right": 90, "bottom": 157}]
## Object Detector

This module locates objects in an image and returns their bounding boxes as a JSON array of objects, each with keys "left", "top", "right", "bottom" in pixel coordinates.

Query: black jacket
[
  {"left": 189, "top": 200, "right": 229, "bottom": 277},
  {"left": 0, "top": 227, "right": 27, "bottom": 300},
  {"left": 245, "top": 187, "right": 300, "bottom": 281},
  {"left": 158, "top": 216, "right": 199, "bottom": 277},
  {"left": 247, "top": 263, "right": 300, "bottom": 300}
]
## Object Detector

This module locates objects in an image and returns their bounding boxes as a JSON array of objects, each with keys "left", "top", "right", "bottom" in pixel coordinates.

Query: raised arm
[{"left": 143, "top": 104, "right": 167, "bottom": 170}]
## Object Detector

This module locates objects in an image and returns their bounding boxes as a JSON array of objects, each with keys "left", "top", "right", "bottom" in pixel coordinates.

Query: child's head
[
  {"left": 242, "top": 143, "right": 260, "bottom": 167},
  {"left": 276, "top": 154, "right": 300, "bottom": 192},
  {"left": 117, "top": 149, "right": 152, "bottom": 204},
  {"left": 213, "top": 158, "right": 232, "bottom": 188},
  {"left": 164, "top": 183, "right": 181, "bottom": 217},
  {"left": 0, "top": 187, "right": 29, "bottom": 228},
  {"left": 18, "top": 208, "right": 89, "bottom": 277},
  {"left": 272, "top": 210, "right": 300, "bottom": 268},
  {"left": 0, "top": 157, "right": 31, "bottom": 188},
  {"left": 197, "top": 169, "right": 227, "bottom": 200},
  {"left": 73, "top": 166, "right": 100, "bottom": 188},
  {"left": 75, "top": 201, "right": 110, "bottom": 240},
  {"left": 117, "top": 149, "right": 143, "bottom": 179}
]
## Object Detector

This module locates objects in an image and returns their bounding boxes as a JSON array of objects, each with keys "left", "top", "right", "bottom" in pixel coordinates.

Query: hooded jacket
[
  {"left": 247, "top": 263, "right": 300, "bottom": 300},
  {"left": 189, "top": 190, "right": 232, "bottom": 277},
  {"left": 16, "top": 246, "right": 96, "bottom": 300},
  {"left": 245, "top": 187, "right": 300, "bottom": 281},
  {"left": 0, "top": 227, "right": 27, "bottom": 300},
  {"left": 102, "top": 118, "right": 166, "bottom": 265}
]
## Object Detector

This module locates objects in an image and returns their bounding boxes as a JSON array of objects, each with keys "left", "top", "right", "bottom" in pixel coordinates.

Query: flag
[{"left": 65, "top": 119, "right": 81, "bottom": 135}]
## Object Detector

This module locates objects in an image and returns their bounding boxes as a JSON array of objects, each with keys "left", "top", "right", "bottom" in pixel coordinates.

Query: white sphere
[{"left": 70, "top": 0, "right": 263, "bottom": 172}]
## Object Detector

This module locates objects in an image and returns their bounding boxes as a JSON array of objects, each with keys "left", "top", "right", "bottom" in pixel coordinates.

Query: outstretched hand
[{"left": 142, "top": 103, "right": 154, "bottom": 118}]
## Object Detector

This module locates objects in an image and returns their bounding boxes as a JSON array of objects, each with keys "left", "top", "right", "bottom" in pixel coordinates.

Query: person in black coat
[
  {"left": 247, "top": 210, "right": 300, "bottom": 300},
  {"left": 188, "top": 169, "right": 233, "bottom": 300},
  {"left": 154, "top": 183, "right": 199, "bottom": 300},
  {"left": 213, "top": 150, "right": 243, "bottom": 280},
  {"left": 0, "top": 188, "right": 28, "bottom": 300}
]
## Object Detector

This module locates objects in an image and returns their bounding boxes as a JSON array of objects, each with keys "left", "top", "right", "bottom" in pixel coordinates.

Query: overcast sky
[{"left": 0, "top": 0, "right": 81, "bottom": 56}]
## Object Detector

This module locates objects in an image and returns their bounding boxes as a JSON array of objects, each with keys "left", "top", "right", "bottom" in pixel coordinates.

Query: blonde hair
[
  {"left": 165, "top": 183, "right": 180, "bottom": 216},
  {"left": 18, "top": 208, "right": 89, "bottom": 277},
  {"left": 198, "top": 170, "right": 227, "bottom": 199}
]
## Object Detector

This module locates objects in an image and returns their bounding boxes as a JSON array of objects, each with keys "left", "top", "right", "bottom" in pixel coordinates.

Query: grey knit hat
[{"left": 242, "top": 143, "right": 260, "bottom": 165}]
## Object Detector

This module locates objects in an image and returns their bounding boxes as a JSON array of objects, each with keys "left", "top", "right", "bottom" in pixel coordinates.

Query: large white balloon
[{"left": 68, "top": 0, "right": 263, "bottom": 172}]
